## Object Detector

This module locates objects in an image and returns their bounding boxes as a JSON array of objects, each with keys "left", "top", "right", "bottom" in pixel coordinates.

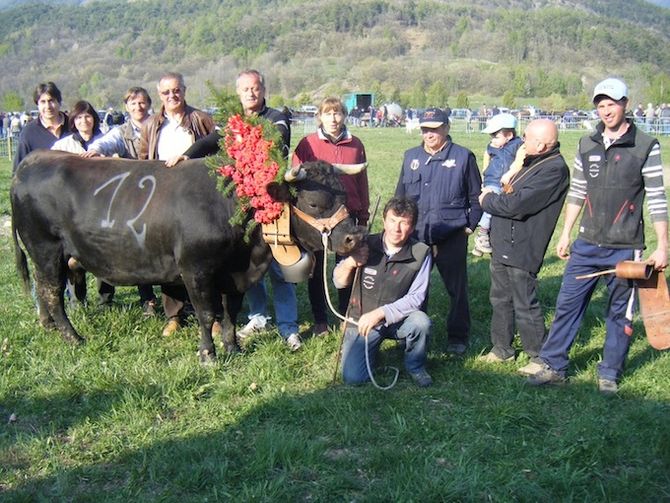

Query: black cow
[{"left": 11, "top": 150, "right": 365, "bottom": 362}]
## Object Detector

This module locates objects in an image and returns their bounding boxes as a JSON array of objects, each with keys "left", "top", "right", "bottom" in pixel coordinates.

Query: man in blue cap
[
  {"left": 527, "top": 78, "right": 668, "bottom": 394},
  {"left": 395, "top": 107, "right": 483, "bottom": 355}
]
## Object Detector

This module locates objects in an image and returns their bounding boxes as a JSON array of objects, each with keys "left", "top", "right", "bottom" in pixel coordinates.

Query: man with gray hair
[
  {"left": 164, "top": 69, "right": 299, "bottom": 351},
  {"left": 138, "top": 72, "right": 216, "bottom": 336}
]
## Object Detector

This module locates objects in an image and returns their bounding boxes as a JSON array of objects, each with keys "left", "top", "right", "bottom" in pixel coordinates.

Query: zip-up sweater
[
  {"left": 482, "top": 144, "right": 569, "bottom": 274},
  {"left": 292, "top": 128, "right": 369, "bottom": 225}
]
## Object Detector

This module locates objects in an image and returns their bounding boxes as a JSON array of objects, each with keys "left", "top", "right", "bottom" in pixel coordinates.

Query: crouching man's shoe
[
  {"left": 409, "top": 369, "right": 433, "bottom": 388},
  {"left": 162, "top": 318, "right": 181, "bottom": 337},
  {"left": 598, "top": 378, "right": 618, "bottom": 395},
  {"left": 526, "top": 363, "right": 567, "bottom": 386}
]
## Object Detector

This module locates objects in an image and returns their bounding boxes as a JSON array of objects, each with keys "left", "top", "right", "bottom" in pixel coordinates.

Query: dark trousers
[
  {"left": 308, "top": 250, "right": 351, "bottom": 324},
  {"left": 97, "top": 280, "right": 155, "bottom": 305},
  {"left": 432, "top": 231, "right": 470, "bottom": 344},
  {"left": 489, "top": 258, "right": 546, "bottom": 360}
]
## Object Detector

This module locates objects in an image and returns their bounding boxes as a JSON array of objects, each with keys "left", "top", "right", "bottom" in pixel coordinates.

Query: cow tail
[{"left": 11, "top": 213, "right": 31, "bottom": 294}]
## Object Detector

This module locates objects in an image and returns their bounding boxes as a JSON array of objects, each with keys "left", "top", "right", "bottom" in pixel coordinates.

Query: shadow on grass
[{"left": 3, "top": 355, "right": 669, "bottom": 501}]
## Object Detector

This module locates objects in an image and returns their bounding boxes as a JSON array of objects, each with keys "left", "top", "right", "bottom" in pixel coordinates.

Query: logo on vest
[
  {"left": 362, "top": 267, "right": 377, "bottom": 290},
  {"left": 587, "top": 155, "right": 601, "bottom": 178},
  {"left": 442, "top": 159, "right": 456, "bottom": 168},
  {"left": 410, "top": 159, "right": 420, "bottom": 171}
]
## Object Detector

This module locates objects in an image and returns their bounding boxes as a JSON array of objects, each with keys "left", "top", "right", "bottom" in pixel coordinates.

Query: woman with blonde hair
[{"left": 292, "top": 96, "right": 369, "bottom": 335}]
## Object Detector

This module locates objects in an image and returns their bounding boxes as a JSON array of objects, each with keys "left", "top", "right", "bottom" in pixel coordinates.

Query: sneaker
[
  {"left": 237, "top": 314, "right": 269, "bottom": 339},
  {"left": 598, "top": 378, "right": 618, "bottom": 395},
  {"left": 526, "top": 364, "right": 566, "bottom": 386},
  {"left": 285, "top": 333, "right": 302, "bottom": 351},
  {"left": 142, "top": 299, "right": 157, "bottom": 317},
  {"left": 409, "top": 369, "right": 433, "bottom": 387},
  {"left": 517, "top": 361, "right": 545, "bottom": 377},
  {"left": 473, "top": 230, "right": 492, "bottom": 255},
  {"left": 313, "top": 322, "right": 329, "bottom": 337},
  {"left": 446, "top": 342, "right": 468, "bottom": 356},
  {"left": 478, "top": 351, "right": 514, "bottom": 363}
]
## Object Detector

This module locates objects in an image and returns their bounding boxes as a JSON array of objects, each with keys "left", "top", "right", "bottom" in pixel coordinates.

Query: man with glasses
[
  {"left": 138, "top": 72, "right": 216, "bottom": 337},
  {"left": 395, "top": 107, "right": 482, "bottom": 355}
]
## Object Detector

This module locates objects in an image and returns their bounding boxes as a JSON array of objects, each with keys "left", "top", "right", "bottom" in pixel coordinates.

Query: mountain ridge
[{"left": 0, "top": 0, "right": 668, "bottom": 110}]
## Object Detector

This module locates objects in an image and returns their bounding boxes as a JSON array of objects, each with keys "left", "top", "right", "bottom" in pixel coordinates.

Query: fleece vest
[
  {"left": 577, "top": 125, "right": 656, "bottom": 248},
  {"left": 348, "top": 234, "right": 430, "bottom": 320}
]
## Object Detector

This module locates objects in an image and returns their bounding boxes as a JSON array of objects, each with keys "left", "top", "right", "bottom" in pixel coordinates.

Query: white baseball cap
[
  {"left": 592, "top": 78, "right": 628, "bottom": 103},
  {"left": 482, "top": 113, "right": 517, "bottom": 134}
]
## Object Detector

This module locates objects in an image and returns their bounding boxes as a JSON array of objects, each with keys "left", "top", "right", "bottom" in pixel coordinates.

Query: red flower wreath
[{"left": 215, "top": 114, "right": 286, "bottom": 231}]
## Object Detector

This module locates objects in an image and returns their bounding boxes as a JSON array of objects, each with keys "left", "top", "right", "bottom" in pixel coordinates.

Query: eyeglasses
[{"left": 160, "top": 88, "right": 183, "bottom": 96}]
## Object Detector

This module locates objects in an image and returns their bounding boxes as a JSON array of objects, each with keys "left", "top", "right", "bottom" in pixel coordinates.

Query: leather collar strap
[{"left": 291, "top": 204, "right": 350, "bottom": 234}]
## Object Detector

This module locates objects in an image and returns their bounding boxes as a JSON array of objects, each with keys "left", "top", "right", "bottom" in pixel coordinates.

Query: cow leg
[
  {"left": 221, "top": 293, "right": 243, "bottom": 353},
  {"left": 181, "top": 275, "right": 224, "bottom": 364},
  {"left": 35, "top": 290, "right": 56, "bottom": 330},
  {"left": 34, "top": 269, "right": 84, "bottom": 344}
]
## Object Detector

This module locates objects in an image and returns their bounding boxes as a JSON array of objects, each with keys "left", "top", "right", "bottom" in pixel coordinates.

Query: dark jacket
[
  {"left": 183, "top": 102, "right": 291, "bottom": 159},
  {"left": 482, "top": 144, "right": 569, "bottom": 274},
  {"left": 13, "top": 113, "right": 69, "bottom": 173},
  {"left": 396, "top": 138, "right": 482, "bottom": 244}
]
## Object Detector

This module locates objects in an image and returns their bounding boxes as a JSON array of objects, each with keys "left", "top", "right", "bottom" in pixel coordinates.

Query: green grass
[{"left": 1, "top": 128, "right": 670, "bottom": 501}]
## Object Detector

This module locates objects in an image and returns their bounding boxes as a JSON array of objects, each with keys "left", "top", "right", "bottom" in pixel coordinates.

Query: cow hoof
[
  {"left": 222, "top": 341, "right": 241, "bottom": 354},
  {"left": 63, "top": 333, "right": 85, "bottom": 345},
  {"left": 40, "top": 318, "right": 57, "bottom": 331},
  {"left": 199, "top": 349, "right": 217, "bottom": 365}
]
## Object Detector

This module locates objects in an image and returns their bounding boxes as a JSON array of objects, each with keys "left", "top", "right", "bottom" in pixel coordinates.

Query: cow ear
[{"left": 266, "top": 182, "right": 291, "bottom": 202}]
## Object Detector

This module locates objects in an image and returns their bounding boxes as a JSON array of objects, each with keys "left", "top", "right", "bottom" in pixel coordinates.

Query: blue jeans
[
  {"left": 246, "top": 259, "right": 298, "bottom": 338},
  {"left": 477, "top": 184, "right": 502, "bottom": 230},
  {"left": 540, "top": 239, "right": 637, "bottom": 381},
  {"left": 341, "top": 311, "right": 431, "bottom": 384}
]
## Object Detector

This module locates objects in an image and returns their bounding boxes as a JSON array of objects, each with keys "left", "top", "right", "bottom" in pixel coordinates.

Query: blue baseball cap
[{"left": 419, "top": 108, "right": 450, "bottom": 128}]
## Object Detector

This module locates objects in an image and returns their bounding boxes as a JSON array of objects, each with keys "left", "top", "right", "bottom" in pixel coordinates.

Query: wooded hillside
[{"left": 0, "top": 0, "right": 668, "bottom": 110}]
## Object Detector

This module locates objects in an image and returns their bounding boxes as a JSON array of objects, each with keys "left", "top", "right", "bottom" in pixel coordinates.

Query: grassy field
[{"left": 1, "top": 127, "right": 670, "bottom": 501}]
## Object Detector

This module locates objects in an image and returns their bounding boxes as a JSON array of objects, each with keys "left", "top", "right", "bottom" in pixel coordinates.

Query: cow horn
[
  {"left": 284, "top": 165, "right": 306, "bottom": 182},
  {"left": 331, "top": 162, "right": 367, "bottom": 175}
]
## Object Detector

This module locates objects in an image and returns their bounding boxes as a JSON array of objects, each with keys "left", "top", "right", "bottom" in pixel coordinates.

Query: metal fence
[
  {"left": 0, "top": 136, "right": 14, "bottom": 161},
  {"left": 1, "top": 116, "right": 668, "bottom": 160}
]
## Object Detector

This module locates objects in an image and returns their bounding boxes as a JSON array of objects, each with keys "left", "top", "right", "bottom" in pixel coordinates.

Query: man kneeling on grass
[{"left": 334, "top": 197, "right": 433, "bottom": 387}]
